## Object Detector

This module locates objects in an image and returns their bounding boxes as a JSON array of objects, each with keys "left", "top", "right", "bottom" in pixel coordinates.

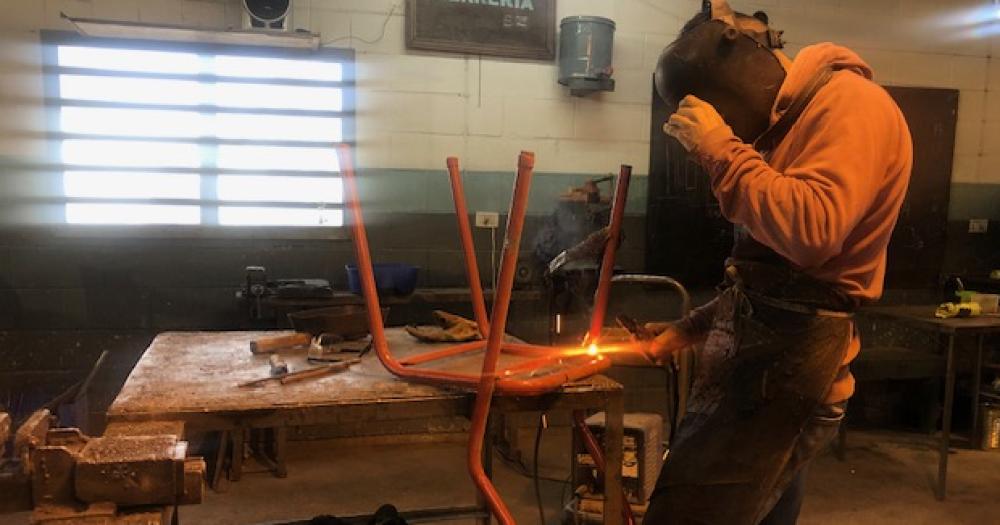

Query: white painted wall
[{"left": 0, "top": 0, "right": 998, "bottom": 181}]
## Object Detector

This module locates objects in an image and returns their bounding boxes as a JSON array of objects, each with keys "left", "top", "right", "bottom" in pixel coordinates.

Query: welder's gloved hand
[
  {"left": 644, "top": 323, "right": 691, "bottom": 365},
  {"left": 663, "top": 95, "right": 727, "bottom": 153}
]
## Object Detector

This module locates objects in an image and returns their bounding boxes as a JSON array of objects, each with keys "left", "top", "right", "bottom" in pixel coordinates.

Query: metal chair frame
[{"left": 338, "top": 145, "right": 634, "bottom": 525}]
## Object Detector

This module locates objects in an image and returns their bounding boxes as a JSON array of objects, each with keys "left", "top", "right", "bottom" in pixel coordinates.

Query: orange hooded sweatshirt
[{"left": 694, "top": 43, "right": 913, "bottom": 402}]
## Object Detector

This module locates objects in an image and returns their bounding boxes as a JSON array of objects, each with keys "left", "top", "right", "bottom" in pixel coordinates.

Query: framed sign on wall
[{"left": 405, "top": 0, "right": 556, "bottom": 60}]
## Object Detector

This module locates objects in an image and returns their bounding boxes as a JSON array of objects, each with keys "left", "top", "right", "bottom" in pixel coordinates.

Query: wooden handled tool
[
  {"left": 280, "top": 359, "right": 359, "bottom": 385},
  {"left": 250, "top": 332, "right": 313, "bottom": 354},
  {"left": 238, "top": 359, "right": 361, "bottom": 388}
]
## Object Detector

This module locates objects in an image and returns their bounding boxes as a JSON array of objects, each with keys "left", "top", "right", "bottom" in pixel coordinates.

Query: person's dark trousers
[
  {"left": 758, "top": 467, "right": 807, "bottom": 525},
  {"left": 758, "top": 401, "right": 846, "bottom": 524},
  {"left": 644, "top": 402, "right": 845, "bottom": 525}
]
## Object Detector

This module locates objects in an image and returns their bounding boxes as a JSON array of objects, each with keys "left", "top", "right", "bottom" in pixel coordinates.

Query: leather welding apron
[{"left": 643, "top": 260, "right": 854, "bottom": 525}]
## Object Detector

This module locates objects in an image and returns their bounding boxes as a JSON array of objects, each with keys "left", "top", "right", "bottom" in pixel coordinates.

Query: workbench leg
[
  {"left": 230, "top": 428, "right": 245, "bottom": 482},
  {"left": 938, "top": 334, "right": 956, "bottom": 501},
  {"left": 604, "top": 392, "right": 625, "bottom": 525},
  {"left": 211, "top": 430, "right": 230, "bottom": 492},
  {"left": 971, "top": 335, "right": 984, "bottom": 449},
  {"left": 501, "top": 413, "right": 523, "bottom": 466},
  {"left": 274, "top": 426, "right": 288, "bottom": 478}
]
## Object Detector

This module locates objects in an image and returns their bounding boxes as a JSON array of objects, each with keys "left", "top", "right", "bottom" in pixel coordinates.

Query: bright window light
[
  {"left": 213, "top": 83, "right": 343, "bottom": 111},
  {"left": 218, "top": 175, "right": 343, "bottom": 203},
  {"left": 64, "top": 171, "right": 200, "bottom": 200},
  {"left": 58, "top": 46, "right": 202, "bottom": 75},
  {"left": 218, "top": 207, "right": 343, "bottom": 227},
  {"left": 59, "top": 75, "right": 343, "bottom": 112},
  {"left": 217, "top": 145, "right": 340, "bottom": 171},
  {"left": 52, "top": 43, "right": 350, "bottom": 229},
  {"left": 213, "top": 114, "right": 342, "bottom": 142},
  {"left": 213, "top": 56, "right": 343, "bottom": 81},
  {"left": 61, "top": 139, "right": 201, "bottom": 168},
  {"left": 59, "top": 75, "right": 204, "bottom": 106},
  {"left": 61, "top": 107, "right": 205, "bottom": 138},
  {"left": 66, "top": 203, "right": 200, "bottom": 225}
]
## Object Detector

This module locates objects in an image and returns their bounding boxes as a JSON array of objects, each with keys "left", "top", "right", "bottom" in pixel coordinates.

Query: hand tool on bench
[
  {"left": 281, "top": 358, "right": 360, "bottom": 384},
  {"left": 238, "top": 359, "right": 361, "bottom": 388},
  {"left": 250, "top": 332, "right": 312, "bottom": 354},
  {"left": 268, "top": 354, "right": 289, "bottom": 376},
  {"left": 308, "top": 335, "right": 373, "bottom": 363},
  {"left": 251, "top": 305, "right": 390, "bottom": 354}
]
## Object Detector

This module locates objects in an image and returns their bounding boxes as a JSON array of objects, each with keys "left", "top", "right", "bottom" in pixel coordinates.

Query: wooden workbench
[{"left": 108, "top": 329, "right": 626, "bottom": 525}]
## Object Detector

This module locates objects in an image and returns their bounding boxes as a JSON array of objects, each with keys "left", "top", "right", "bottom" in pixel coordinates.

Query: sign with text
[{"left": 405, "top": 0, "right": 556, "bottom": 60}]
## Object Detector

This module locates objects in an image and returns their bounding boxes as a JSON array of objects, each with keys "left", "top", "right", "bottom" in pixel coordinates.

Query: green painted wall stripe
[
  {"left": 949, "top": 183, "right": 1000, "bottom": 220},
  {"left": 357, "top": 168, "right": 648, "bottom": 216}
]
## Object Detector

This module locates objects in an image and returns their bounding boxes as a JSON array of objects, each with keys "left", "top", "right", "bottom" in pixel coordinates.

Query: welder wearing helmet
[{"left": 642, "top": 1, "right": 912, "bottom": 523}]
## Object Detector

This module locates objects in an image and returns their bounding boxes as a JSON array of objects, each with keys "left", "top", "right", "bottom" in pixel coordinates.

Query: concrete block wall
[
  {"left": 11, "top": 4, "right": 993, "bottom": 188},
  {"left": 2, "top": 0, "right": 999, "bottom": 205},
  {"left": 295, "top": 0, "right": 999, "bottom": 219}
]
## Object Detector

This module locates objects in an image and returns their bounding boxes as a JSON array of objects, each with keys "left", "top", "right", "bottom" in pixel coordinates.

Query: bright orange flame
[{"left": 553, "top": 341, "right": 645, "bottom": 360}]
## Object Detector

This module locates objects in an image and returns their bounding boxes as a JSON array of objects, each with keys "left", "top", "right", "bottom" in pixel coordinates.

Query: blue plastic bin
[{"left": 346, "top": 263, "right": 420, "bottom": 296}]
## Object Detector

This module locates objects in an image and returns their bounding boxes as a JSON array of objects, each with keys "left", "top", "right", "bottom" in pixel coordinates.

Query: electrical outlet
[
  {"left": 475, "top": 211, "right": 500, "bottom": 229},
  {"left": 969, "top": 219, "right": 989, "bottom": 234}
]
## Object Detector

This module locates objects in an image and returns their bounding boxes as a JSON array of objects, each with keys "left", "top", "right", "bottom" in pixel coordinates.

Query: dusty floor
[
  {"left": 3, "top": 429, "right": 997, "bottom": 524},
  {"left": 168, "top": 429, "right": 1000, "bottom": 525}
]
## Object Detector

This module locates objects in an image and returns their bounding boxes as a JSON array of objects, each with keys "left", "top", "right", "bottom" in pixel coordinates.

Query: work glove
[
  {"left": 644, "top": 323, "right": 692, "bottom": 365},
  {"left": 405, "top": 310, "right": 482, "bottom": 343},
  {"left": 663, "top": 95, "right": 727, "bottom": 153}
]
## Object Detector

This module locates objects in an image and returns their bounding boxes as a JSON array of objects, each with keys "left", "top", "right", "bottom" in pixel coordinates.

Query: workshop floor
[{"left": 177, "top": 429, "right": 1000, "bottom": 525}]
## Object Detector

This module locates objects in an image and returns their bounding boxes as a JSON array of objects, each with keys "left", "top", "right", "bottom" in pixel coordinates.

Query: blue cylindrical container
[
  {"left": 558, "top": 16, "right": 616, "bottom": 96},
  {"left": 346, "top": 263, "right": 420, "bottom": 296}
]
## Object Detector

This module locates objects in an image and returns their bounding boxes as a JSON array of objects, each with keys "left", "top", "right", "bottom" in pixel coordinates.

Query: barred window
[{"left": 44, "top": 35, "right": 353, "bottom": 228}]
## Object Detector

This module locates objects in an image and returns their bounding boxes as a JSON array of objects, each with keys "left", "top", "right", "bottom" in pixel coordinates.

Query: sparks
[{"left": 587, "top": 343, "right": 600, "bottom": 356}]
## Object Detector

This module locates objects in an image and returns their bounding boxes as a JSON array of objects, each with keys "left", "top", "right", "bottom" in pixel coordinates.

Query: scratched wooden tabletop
[{"left": 107, "top": 328, "right": 618, "bottom": 421}]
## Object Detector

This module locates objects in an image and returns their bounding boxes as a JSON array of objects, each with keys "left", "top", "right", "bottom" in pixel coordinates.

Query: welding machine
[{"left": 573, "top": 412, "right": 664, "bottom": 509}]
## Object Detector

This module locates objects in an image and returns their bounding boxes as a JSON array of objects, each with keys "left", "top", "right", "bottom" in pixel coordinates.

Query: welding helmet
[
  {"left": 654, "top": 0, "right": 788, "bottom": 142},
  {"left": 703, "top": 0, "right": 785, "bottom": 51}
]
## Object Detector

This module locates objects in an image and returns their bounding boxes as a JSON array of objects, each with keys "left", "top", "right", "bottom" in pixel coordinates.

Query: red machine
[{"left": 338, "top": 145, "right": 635, "bottom": 525}]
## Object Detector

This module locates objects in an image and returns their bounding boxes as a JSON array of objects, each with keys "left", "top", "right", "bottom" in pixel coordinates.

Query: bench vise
[{"left": 2, "top": 409, "right": 204, "bottom": 524}]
